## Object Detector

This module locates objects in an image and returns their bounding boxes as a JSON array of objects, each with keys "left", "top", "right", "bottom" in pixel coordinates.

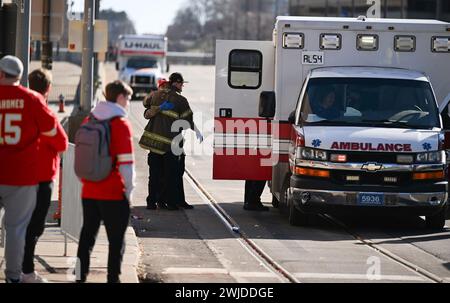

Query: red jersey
[
  {"left": 37, "top": 122, "right": 68, "bottom": 182},
  {"left": 0, "top": 85, "right": 57, "bottom": 186},
  {"left": 81, "top": 117, "right": 134, "bottom": 201}
]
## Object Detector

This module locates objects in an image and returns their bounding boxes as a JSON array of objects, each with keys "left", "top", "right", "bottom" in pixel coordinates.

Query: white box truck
[
  {"left": 116, "top": 34, "right": 168, "bottom": 99},
  {"left": 213, "top": 16, "right": 450, "bottom": 229}
]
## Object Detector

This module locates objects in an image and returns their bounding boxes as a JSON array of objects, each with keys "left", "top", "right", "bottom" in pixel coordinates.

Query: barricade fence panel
[
  {"left": 0, "top": 208, "right": 5, "bottom": 248},
  {"left": 61, "top": 144, "right": 83, "bottom": 242}
]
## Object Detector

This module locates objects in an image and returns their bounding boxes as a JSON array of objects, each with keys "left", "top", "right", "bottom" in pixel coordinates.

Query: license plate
[{"left": 357, "top": 193, "right": 384, "bottom": 206}]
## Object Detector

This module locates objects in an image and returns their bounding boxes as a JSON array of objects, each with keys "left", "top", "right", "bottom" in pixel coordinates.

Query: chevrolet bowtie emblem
[{"left": 361, "top": 163, "right": 383, "bottom": 172}]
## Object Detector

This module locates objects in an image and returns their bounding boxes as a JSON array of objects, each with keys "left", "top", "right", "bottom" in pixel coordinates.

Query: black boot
[
  {"left": 178, "top": 202, "right": 194, "bottom": 209},
  {"left": 146, "top": 203, "right": 157, "bottom": 210},
  {"left": 243, "top": 203, "right": 269, "bottom": 211}
]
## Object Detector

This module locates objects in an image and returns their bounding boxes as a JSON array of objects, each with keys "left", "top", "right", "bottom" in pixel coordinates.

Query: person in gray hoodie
[{"left": 76, "top": 80, "right": 135, "bottom": 283}]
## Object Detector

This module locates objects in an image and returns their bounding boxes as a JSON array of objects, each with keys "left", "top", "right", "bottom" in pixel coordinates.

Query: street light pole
[
  {"left": 15, "top": 0, "right": 31, "bottom": 86},
  {"left": 80, "top": 0, "right": 95, "bottom": 112},
  {"left": 41, "top": 0, "right": 52, "bottom": 70}
]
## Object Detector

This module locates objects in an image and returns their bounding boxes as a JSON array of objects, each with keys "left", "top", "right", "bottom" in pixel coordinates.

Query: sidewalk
[{"left": 0, "top": 61, "right": 140, "bottom": 283}]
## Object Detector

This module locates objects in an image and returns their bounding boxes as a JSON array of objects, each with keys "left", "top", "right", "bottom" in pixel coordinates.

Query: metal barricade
[
  {"left": 61, "top": 144, "right": 83, "bottom": 254},
  {"left": 0, "top": 208, "right": 5, "bottom": 248}
]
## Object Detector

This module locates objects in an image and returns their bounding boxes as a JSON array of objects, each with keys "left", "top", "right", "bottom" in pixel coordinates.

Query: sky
[{"left": 71, "top": 0, "right": 187, "bottom": 35}]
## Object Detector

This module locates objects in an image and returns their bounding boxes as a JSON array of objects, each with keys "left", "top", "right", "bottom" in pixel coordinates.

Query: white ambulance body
[
  {"left": 213, "top": 16, "right": 450, "bottom": 228},
  {"left": 116, "top": 34, "right": 168, "bottom": 98}
]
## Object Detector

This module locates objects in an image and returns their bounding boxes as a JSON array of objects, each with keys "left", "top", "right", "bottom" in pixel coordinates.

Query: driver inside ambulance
[{"left": 314, "top": 86, "right": 340, "bottom": 119}]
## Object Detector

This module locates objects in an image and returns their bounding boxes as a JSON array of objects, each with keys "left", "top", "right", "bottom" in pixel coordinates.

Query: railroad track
[{"left": 130, "top": 104, "right": 448, "bottom": 284}]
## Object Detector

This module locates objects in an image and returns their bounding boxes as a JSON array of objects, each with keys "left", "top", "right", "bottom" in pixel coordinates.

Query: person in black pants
[
  {"left": 76, "top": 81, "right": 135, "bottom": 283},
  {"left": 77, "top": 199, "right": 130, "bottom": 283},
  {"left": 244, "top": 180, "right": 269, "bottom": 211},
  {"left": 146, "top": 153, "right": 168, "bottom": 210},
  {"left": 21, "top": 69, "right": 68, "bottom": 283},
  {"left": 22, "top": 182, "right": 53, "bottom": 277},
  {"left": 176, "top": 154, "right": 193, "bottom": 209}
]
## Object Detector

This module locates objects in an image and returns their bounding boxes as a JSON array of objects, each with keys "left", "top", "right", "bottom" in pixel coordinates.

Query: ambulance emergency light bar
[
  {"left": 394, "top": 36, "right": 416, "bottom": 52},
  {"left": 281, "top": 32, "right": 449, "bottom": 52},
  {"left": 320, "top": 34, "right": 342, "bottom": 50},
  {"left": 432, "top": 37, "right": 450, "bottom": 52}
]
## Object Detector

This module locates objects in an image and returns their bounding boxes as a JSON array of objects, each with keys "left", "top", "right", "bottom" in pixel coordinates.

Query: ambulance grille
[
  {"left": 331, "top": 171, "right": 412, "bottom": 186},
  {"left": 344, "top": 152, "right": 414, "bottom": 164},
  {"left": 132, "top": 75, "right": 155, "bottom": 85}
]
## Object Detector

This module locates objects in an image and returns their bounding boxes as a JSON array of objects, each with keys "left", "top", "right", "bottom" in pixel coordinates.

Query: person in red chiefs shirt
[
  {"left": 20, "top": 68, "right": 68, "bottom": 283},
  {"left": 0, "top": 56, "right": 57, "bottom": 283},
  {"left": 76, "top": 80, "right": 135, "bottom": 283}
]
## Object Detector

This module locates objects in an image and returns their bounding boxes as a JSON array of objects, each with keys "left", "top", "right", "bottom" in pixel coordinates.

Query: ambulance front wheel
[
  {"left": 272, "top": 196, "right": 279, "bottom": 208},
  {"left": 288, "top": 194, "right": 311, "bottom": 227},
  {"left": 425, "top": 205, "right": 447, "bottom": 230}
]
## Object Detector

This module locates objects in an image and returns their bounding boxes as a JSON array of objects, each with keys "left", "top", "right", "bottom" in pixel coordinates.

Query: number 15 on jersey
[{"left": 0, "top": 113, "right": 22, "bottom": 145}]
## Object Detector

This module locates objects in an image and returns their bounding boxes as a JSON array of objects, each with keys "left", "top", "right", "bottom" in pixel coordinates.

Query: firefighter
[
  {"left": 244, "top": 181, "right": 269, "bottom": 211},
  {"left": 142, "top": 79, "right": 172, "bottom": 210},
  {"left": 139, "top": 73, "right": 202, "bottom": 210}
]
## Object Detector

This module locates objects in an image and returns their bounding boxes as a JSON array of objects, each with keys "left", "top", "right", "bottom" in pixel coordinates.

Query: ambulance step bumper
[{"left": 290, "top": 176, "right": 448, "bottom": 216}]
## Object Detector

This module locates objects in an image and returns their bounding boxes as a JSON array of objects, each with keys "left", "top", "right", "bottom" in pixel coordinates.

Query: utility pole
[
  {"left": 15, "top": 0, "right": 31, "bottom": 86},
  {"left": 244, "top": 0, "right": 249, "bottom": 40},
  {"left": 69, "top": 0, "right": 95, "bottom": 142},
  {"left": 93, "top": 0, "right": 100, "bottom": 97},
  {"left": 274, "top": 0, "right": 279, "bottom": 18},
  {"left": 400, "top": 0, "right": 406, "bottom": 18},
  {"left": 41, "top": 0, "right": 52, "bottom": 69},
  {"left": 256, "top": 0, "right": 261, "bottom": 40},
  {"left": 80, "top": 0, "right": 95, "bottom": 112},
  {"left": 436, "top": 0, "right": 442, "bottom": 20}
]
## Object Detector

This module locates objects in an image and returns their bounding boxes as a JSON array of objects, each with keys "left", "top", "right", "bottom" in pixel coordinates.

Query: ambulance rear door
[{"left": 213, "top": 40, "right": 275, "bottom": 180}]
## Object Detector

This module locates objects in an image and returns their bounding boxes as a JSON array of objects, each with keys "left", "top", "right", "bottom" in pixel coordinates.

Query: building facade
[{"left": 289, "top": 0, "right": 450, "bottom": 22}]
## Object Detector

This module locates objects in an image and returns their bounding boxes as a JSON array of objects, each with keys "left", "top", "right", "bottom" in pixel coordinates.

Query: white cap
[{"left": 0, "top": 55, "right": 24, "bottom": 78}]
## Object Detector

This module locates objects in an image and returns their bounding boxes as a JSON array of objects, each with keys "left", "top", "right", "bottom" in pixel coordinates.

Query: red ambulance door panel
[{"left": 213, "top": 40, "right": 275, "bottom": 180}]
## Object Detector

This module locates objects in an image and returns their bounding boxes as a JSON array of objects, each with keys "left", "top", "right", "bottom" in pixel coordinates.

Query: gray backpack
[{"left": 74, "top": 114, "right": 121, "bottom": 182}]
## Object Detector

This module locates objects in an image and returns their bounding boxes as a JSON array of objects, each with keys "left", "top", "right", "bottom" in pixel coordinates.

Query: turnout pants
[
  {"left": 22, "top": 181, "right": 53, "bottom": 274},
  {"left": 0, "top": 185, "right": 37, "bottom": 281},
  {"left": 244, "top": 181, "right": 267, "bottom": 205},
  {"left": 147, "top": 152, "right": 185, "bottom": 207},
  {"left": 76, "top": 199, "right": 130, "bottom": 283},
  {"left": 147, "top": 153, "right": 165, "bottom": 206}
]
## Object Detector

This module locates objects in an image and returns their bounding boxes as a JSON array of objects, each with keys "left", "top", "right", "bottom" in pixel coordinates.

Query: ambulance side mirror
[
  {"left": 259, "top": 91, "right": 276, "bottom": 118},
  {"left": 288, "top": 111, "right": 296, "bottom": 124},
  {"left": 440, "top": 97, "right": 450, "bottom": 130}
]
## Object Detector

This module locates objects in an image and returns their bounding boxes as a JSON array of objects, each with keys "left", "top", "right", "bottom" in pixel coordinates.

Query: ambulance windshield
[{"left": 300, "top": 78, "right": 440, "bottom": 130}]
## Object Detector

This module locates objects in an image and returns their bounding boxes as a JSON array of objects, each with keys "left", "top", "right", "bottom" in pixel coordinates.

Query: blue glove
[
  {"left": 160, "top": 101, "right": 175, "bottom": 111},
  {"left": 195, "top": 129, "right": 204, "bottom": 143}
]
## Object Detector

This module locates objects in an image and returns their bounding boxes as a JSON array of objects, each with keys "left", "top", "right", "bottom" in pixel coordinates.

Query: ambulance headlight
[
  {"left": 416, "top": 151, "right": 443, "bottom": 163},
  {"left": 357, "top": 34, "right": 378, "bottom": 51},
  {"left": 395, "top": 36, "right": 416, "bottom": 52},
  {"left": 432, "top": 37, "right": 450, "bottom": 53},
  {"left": 300, "top": 148, "right": 328, "bottom": 161}
]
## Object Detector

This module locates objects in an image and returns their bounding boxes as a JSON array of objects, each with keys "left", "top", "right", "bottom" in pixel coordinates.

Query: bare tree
[{"left": 166, "top": 0, "right": 278, "bottom": 52}]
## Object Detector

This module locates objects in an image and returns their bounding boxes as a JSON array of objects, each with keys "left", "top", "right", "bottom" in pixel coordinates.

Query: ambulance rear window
[{"left": 228, "top": 50, "right": 262, "bottom": 89}]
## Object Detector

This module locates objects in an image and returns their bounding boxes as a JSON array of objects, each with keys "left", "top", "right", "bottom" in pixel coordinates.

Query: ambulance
[
  {"left": 213, "top": 16, "right": 450, "bottom": 229},
  {"left": 116, "top": 34, "right": 168, "bottom": 99}
]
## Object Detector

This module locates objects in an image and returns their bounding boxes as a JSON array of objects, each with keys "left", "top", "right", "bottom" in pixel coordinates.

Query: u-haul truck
[
  {"left": 116, "top": 34, "right": 168, "bottom": 99},
  {"left": 213, "top": 16, "right": 450, "bottom": 229}
]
